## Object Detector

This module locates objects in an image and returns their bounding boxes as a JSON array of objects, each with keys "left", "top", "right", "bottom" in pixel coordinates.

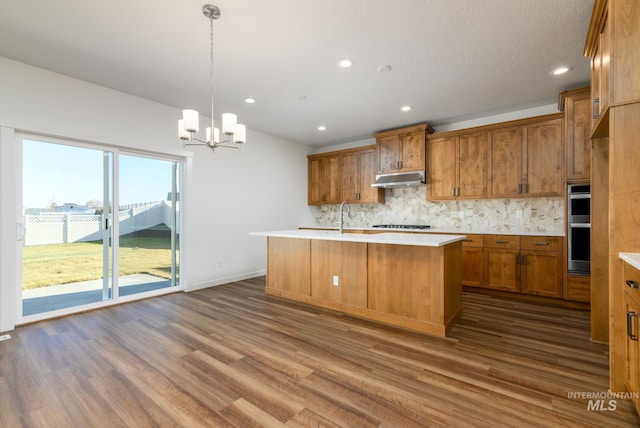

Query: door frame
[{"left": 14, "top": 131, "right": 187, "bottom": 325}]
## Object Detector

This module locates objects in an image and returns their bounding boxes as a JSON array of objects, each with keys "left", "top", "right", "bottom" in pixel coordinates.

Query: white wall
[
  {"left": 311, "top": 104, "right": 560, "bottom": 155},
  {"left": 0, "top": 57, "right": 313, "bottom": 331}
]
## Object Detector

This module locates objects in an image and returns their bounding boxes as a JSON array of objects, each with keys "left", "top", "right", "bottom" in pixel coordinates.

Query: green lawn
[{"left": 22, "top": 236, "right": 178, "bottom": 289}]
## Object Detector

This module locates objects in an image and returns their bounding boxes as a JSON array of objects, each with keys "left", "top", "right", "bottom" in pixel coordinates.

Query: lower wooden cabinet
[
  {"left": 461, "top": 234, "right": 484, "bottom": 287},
  {"left": 483, "top": 235, "right": 521, "bottom": 292},
  {"left": 623, "top": 261, "right": 640, "bottom": 414},
  {"left": 520, "top": 236, "right": 563, "bottom": 298},
  {"left": 567, "top": 274, "right": 591, "bottom": 302},
  {"left": 482, "top": 235, "right": 563, "bottom": 298}
]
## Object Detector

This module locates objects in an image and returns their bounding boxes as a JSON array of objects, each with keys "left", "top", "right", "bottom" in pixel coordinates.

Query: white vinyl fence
[{"left": 23, "top": 201, "right": 179, "bottom": 246}]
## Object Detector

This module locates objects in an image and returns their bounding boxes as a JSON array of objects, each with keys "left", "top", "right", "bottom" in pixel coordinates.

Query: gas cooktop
[{"left": 371, "top": 224, "right": 431, "bottom": 230}]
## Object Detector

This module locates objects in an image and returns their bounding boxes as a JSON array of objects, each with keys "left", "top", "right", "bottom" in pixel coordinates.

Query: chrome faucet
[{"left": 338, "top": 201, "right": 351, "bottom": 234}]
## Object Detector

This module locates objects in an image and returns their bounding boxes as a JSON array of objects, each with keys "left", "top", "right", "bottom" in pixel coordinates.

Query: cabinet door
[
  {"left": 484, "top": 248, "right": 520, "bottom": 292},
  {"left": 462, "top": 247, "right": 483, "bottom": 287},
  {"left": 624, "top": 292, "right": 640, "bottom": 413},
  {"left": 341, "top": 152, "right": 358, "bottom": 202},
  {"left": 308, "top": 157, "right": 326, "bottom": 205},
  {"left": 357, "top": 149, "right": 384, "bottom": 203},
  {"left": 522, "top": 119, "right": 563, "bottom": 197},
  {"left": 427, "top": 136, "right": 457, "bottom": 200},
  {"left": 458, "top": 132, "right": 487, "bottom": 199},
  {"left": 521, "top": 251, "right": 563, "bottom": 298},
  {"left": 487, "top": 126, "right": 522, "bottom": 198},
  {"left": 400, "top": 131, "right": 425, "bottom": 171},
  {"left": 377, "top": 135, "right": 401, "bottom": 173},
  {"left": 324, "top": 154, "right": 342, "bottom": 204},
  {"left": 566, "top": 93, "right": 592, "bottom": 181}
]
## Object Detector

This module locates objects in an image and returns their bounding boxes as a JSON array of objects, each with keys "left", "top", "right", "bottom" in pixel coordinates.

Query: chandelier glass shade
[{"left": 178, "top": 4, "right": 246, "bottom": 150}]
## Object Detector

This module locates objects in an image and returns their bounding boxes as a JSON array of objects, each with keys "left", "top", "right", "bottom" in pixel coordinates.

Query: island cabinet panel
[
  {"left": 367, "top": 241, "right": 462, "bottom": 332},
  {"left": 266, "top": 237, "right": 310, "bottom": 296},
  {"left": 310, "top": 240, "right": 367, "bottom": 308}
]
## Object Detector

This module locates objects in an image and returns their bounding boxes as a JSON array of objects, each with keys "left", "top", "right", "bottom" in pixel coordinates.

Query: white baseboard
[{"left": 187, "top": 270, "right": 266, "bottom": 292}]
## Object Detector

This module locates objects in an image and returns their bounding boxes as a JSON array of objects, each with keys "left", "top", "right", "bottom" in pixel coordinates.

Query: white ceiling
[{"left": 0, "top": 0, "right": 593, "bottom": 147}]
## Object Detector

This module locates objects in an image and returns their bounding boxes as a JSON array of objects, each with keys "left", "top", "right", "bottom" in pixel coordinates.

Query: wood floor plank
[{"left": 1, "top": 277, "right": 639, "bottom": 427}]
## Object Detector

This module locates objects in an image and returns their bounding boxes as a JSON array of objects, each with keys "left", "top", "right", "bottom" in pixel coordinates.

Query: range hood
[{"left": 371, "top": 170, "right": 425, "bottom": 188}]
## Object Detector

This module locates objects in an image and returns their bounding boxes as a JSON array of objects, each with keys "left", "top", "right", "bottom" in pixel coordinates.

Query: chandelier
[{"left": 178, "top": 4, "right": 246, "bottom": 150}]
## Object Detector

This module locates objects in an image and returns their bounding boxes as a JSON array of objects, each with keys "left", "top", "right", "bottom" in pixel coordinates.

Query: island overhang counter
[{"left": 251, "top": 230, "right": 465, "bottom": 337}]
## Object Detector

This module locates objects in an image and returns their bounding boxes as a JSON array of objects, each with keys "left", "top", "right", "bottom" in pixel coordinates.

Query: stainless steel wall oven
[{"left": 568, "top": 184, "right": 590, "bottom": 275}]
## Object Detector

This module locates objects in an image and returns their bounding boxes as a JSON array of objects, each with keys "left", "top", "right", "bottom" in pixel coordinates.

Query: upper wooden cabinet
[
  {"left": 341, "top": 147, "right": 385, "bottom": 204},
  {"left": 487, "top": 114, "right": 564, "bottom": 198},
  {"left": 585, "top": 0, "right": 640, "bottom": 135},
  {"left": 427, "top": 131, "right": 486, "bottom": 200},
  {"left": 374, "top": 124, "right": 434, "bottom": 174},
  {"left": 559, "top": 87, "right": 591, "bottom": 182},
  {"left": 308, "top": 145, "right": 383, "bottom": 205},
  {"left": 307, "top": 152, "right": 341, "bottom": 205}
]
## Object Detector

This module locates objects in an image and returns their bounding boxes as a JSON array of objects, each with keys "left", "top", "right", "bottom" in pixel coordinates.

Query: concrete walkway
[{"left": 23, "top": 274, "right": 174, "bottom": 316}]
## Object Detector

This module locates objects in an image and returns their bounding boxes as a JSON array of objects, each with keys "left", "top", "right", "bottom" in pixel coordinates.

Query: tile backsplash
[{"left": 310, "top": 186, "right": 564, "bottom": 235}]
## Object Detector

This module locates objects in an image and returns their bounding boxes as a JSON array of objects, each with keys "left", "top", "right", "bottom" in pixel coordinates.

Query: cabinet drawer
[
  {"left": 624, "top": 262, "right": 640, "bottom": 303},
  {"left": 521, "top": 236, "right": 563, "bottom": 252},
  {"left": 461, "top": 234, "right": 483, "bottom": 248},
  {"left": 483, "top": 235, "right": 520, "bottom": 249}
]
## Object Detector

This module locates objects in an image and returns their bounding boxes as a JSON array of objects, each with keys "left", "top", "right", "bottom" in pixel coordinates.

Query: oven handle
[
  {"left": 569, "top": 223, "right": 591, "bottom": 228},
  {"left": 569, "top": 194, "right": 591, "bottom": 199}
]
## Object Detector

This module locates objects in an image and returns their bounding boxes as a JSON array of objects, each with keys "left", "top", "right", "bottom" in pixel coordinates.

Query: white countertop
[
  {"left": 620, "top": 253, "right": 640, "bottom": 270},
  {"left": 250, "top": 229, "right": 466, "bottom": 247},
  {"left": 299, "top": 225, "right": 564, "bottom": 237}
]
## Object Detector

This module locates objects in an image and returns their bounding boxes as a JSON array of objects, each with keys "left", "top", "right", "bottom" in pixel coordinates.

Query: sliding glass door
[
  {"left": 117, "top": 154, "right": 180, "bottom": 298},
  {"left": 20, "top": 137, "right": 180, "bottom": 318}
]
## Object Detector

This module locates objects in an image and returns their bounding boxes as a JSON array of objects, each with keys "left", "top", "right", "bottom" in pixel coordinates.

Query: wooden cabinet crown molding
[
  {"left": 427, "top": 113, "right": 564, "bottom": 140},
  {"left": 583, "top": 0, "right": 608, "bottom": 58},
  {"left": 373, "top": 123, "right": 434, "bottom": 139}
]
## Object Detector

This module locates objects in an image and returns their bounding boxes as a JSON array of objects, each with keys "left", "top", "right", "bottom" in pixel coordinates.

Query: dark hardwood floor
[{"left": 1, "top": 277, "right": 638, "bottom": 427}]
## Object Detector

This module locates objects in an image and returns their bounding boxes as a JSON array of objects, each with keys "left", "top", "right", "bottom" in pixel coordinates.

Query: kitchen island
[{"left": 250, "top": 230, "right": 465, "bottom": 337}]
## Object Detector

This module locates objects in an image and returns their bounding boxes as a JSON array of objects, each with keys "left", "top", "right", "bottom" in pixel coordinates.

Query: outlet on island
[{"left": 333, "top": 275, "right": 339, "bottom": 286}]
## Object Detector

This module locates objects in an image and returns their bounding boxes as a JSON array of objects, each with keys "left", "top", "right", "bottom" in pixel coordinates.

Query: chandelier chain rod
[{"left": 209, "top": 15, "right": 216, "bottom": 149}]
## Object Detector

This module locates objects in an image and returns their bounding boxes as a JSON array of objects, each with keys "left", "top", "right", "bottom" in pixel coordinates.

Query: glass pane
[
  {"left": 117, "top": 154, "right": 179, "bottom": 297},
  {"left": 22, "top": 140, "right": 113, "bottom": 316}
]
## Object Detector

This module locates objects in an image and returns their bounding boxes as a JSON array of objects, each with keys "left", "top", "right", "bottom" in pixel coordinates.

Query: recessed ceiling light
[
  {"left": 318, "top": 126, "right": 327, "bottom": 131},
  {"left": 244, "top": 97, "right": 256, "bottom": 104},
  {"left": 338, "top": 58, "right": 354, "bottom": 68},
  {"left": 401, "top": 106, "right": 413, "bottom": 112},
  {"left": 551, "top": 66, "right": 570, "bottom": 75},
  {"left": 377, "top": 65, "right": 392, "bottom": 73}
]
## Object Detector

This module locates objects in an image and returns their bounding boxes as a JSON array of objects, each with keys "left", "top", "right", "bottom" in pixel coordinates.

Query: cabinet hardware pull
[
  {"left": 521, "top": 254, "right": 526, "bottom": 264},
  {"left": 626, "top": 280, "right": 640, "bottom": 289},
  {"left": 524, "top": 183, "right": 528, "bottom": 194},
  {"left": 495, "top": 240, "right": 508, "bottom": 244},
  {"left": 592, "top": 98, "right": 600, "bottom": 119},
  {"left": 463, "top": 239, "right": 473, "bottom": 242},
  {"left": 399, "top": 160, "right": 403, "bottom": 169},
  {"left": 456, "top": 187, "right": 460, "bottom": 196},
  {"left": 627, "top": 311, "right": 638, "bottom": 341},
  {"left": 534, "top": 242, "right": 549, "bottom": 246},
  {"left": 451, "top": 187, "right": 456, "bottom": 196},
  {"left": 517, "top": 184, "right": 522, "bottom": 194}
]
